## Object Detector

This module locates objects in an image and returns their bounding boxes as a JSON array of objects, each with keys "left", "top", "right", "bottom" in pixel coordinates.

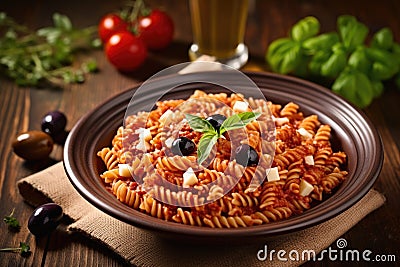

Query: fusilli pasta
[{"left": 97, "top": 90, "right": 348, "bottom": 228}]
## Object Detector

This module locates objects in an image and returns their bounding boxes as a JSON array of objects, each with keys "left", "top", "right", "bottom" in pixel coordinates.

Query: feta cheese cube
[
  {"left": 165, "top": 137, "right": 174, "bottom": 148},
  {"left": 135, "top": 127, "right": 152, "bottom": 142},
  {"left": 299, "top": 179, "right": 314, "bottom": 196},
  {"left": 273, "top": 116, "right": 290, "bottom": 126},
  {"left": 183, "top": 167, "right": 198, "bottom": 187},
  {"left": 136, "top": 139, "right": 151, "bottom": 151},
  {"left": 118, "top": 164, "right": 133, "bottom": 177},
  {"left": 297, "top": 127, "right": 313, "bottom": 140},
  {"left": 304, "top": 155, "right": 314, "bottom": 166},
  {"left": 232, "top": 101, "right": 249, "bottom": 113},
  {"left": 266, "top": 167, "right": 280, "bottom": 182},
  {"left": 159, "top": 109, "right": 173, "bottom": 124}
]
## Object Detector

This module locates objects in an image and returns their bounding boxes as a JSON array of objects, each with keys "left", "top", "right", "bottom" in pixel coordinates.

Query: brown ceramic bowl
[{"left": 64, "top": 71, "right": 383, "bottom": 243}]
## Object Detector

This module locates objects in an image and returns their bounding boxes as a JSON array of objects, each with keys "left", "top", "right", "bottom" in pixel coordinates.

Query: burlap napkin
[{"left": 17, "top": 161, "right": 385, "bottom": 267}]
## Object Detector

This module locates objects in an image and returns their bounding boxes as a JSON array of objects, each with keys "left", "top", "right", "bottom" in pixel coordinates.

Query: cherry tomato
[
  {"left": 138, "top": 9, "right": 174, "bottom": 50},
  {"left": 105, "top": 31, "right": 147, "bottom": 71},
  {"left": 98, "top": 14, "right": 128, "bottom": 43}
]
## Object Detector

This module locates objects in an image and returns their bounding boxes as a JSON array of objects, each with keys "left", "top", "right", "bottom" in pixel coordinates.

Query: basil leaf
[
  {"left": 366, "top": 47, "right": 399, "bottom": 80},
  {"left": 332, "top": 68, "right": 374, "bottom": 108},
  {"left": 291, "top": 16, "right": 320, "bottom": 42},
  {"left": 302, "top": 32, "right": 340, "bottom": 54},
  {"left": 185, "top": 113, "right": 215, "bottom": 133},
  {"left": 186, "top": 111, "right": 261, "bottom": 164},
  {"left": 320, "top": 44, "right": 347, "bottom": 78},
  {"left": 371, "top": 27, "right": 393, "bottom": 50},
  {"left": 337, "top": 15, "right": 368, "bottom": 52},
  {"left": 220, "top": 111, "right": 261, "bottom": 133},
  {"left": 197, "top": 133, "right": 218, "bottom": 165},
  {"left": 266, "top": 38, "right": 304, "bottom": 74},
  {"left": 393, "top": 43, "right": 400, "bottom": 61},
  {"left": 291, "top": 53, "right": 310, "bottom": 78},
  {"left": 308, "top": 50, "right": 331, "bottom": 76},
  {"left": 348, "top": 46, "right": 371, "bottom": 74}
]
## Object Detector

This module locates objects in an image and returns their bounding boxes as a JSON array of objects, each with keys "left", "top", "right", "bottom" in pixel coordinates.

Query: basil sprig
[
  {"left": 184, "top": 114, "right": 216, "bottom": 133},
  {"left": 266, "top": 15, "right": 400, "bottom": 108},
  {"left": 185, "top": 112, "right": 261, "bottom": 165}
]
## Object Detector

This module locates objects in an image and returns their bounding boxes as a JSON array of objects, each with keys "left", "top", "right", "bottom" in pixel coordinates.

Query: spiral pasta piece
[
  {"left": 112, "top": 180, "right": 142, "bottom": 209},
  {"left": 314, "top": 147, "right": 333, "bottom": 166},
  {"left": 100, "top": 168, "right": 120, "bottom": 183},
  {"left": 314, "top": 124, "right": 331, "bottom": 143},
  {"left": 254, "top": 207, "right": 293, "bottom": 223},
  {"left": 325, "top": 152, "right": 347, "bottom": 171},
  {"left": 298, "top": 115, "right": 320, "bottom": 135},
  {"left": 203, "top": 215, "right": 263, "bottom": 228},
  {"left": 231, "top": 192, "right": 259, "bottom": 207},
  {"left": 149, "top": 184, "right": 205, "bottom": 207},
  {"left": 274, "top": 145, "right": 313, "bottom": 170},
  {"left": 321, "top": 168, "right": 348, "bottom": 193},
  {"left": 289, "top": 196, "right": 311, "bottom": 212},
  {"left": 280, "top": 102, "right": 299, "bottom": 118},
  {"left": 156, "top": 156, "right": 197, "bottom": 172},
  {"left": 210, "top": 157, "right": 246, "bottom": 178},
  {"left": 97, "top": 147, "right": 119, "bottom": 170},
  {"left": 172, "top": 208, "right": 203, "bottom": 226}
]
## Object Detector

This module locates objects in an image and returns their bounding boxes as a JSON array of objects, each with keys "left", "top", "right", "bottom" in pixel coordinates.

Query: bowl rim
[{"left": 64, "top": 71, "right": 383, "bottom": 239}]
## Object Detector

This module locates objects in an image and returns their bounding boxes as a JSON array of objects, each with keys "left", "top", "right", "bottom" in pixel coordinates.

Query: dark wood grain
[{"left": 1, "top": 0, "right": 399, "bottom": 266}]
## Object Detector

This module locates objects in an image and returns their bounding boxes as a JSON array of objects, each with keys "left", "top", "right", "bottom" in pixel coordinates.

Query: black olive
[
  {"left": 41, "top": 111, "right": 67, "bottom": 137},
  {"left": 206, "top": 114, "right": 226, "bottom": 131},
  {"left": 28, "top": 203, "right": 63, "bottom": 237},
  {"left": 235, "top": 144, "right": 259, "bottom": 166},
  {"left": 171, "top": 137, "right": 196, "bottom": 156}
]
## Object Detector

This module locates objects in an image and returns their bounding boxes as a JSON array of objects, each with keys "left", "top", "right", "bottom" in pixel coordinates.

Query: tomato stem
[{"left": 120, "top": 0, "right": 151, "bottom": 35}]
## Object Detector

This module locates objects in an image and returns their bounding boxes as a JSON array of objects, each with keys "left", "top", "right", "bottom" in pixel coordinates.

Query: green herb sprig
[
  {"left": 185, "top": 112, "right": 261, "bottom": 165},
  {"left": 0, "top": 12, "right": 100, "bottom": 87},
  {"left": 3, "top": 208, "right": 21, "bottom": 232},
  {"left": 266, "top": 15, "right": 400, "bottom": 108},
  {"left": 0, "top": 242, "right": 31, "bottom": 256}
]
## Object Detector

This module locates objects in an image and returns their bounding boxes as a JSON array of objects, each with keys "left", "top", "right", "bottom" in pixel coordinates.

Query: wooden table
[{"left": 1, "top": 0, "right": 399, "bottom": 266}]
